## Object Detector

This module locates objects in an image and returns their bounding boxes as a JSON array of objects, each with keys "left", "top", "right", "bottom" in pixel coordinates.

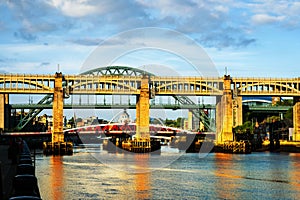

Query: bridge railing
[
  {"left": 1, "top": 74, "right": 300, "bottom": 96},
  {"left": 65, "top": 75, "right": 141, "bottom": 95},
  {"left": 0, "top": 74, "right": 55, "bottom": 94},
  {"left": 150, "top": 76, "right": 223, "bottom": 96},
  {"left": 232, "top": 77, "right": 300, "bottom": 96}
]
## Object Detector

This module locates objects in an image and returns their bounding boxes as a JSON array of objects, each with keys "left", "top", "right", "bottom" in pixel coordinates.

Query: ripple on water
[{"left": 35, "top": 149, "right": 300, "bottom": 200}]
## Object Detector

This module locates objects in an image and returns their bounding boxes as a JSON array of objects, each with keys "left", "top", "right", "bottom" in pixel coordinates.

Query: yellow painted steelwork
[
  {"left": 52, "top": 72, "right": 64, "bottom": 143},
  {"left": 293, "top": 97, "right": 300, "bottom": 141},
  {"left": 0, "top": 72, "right": 300, "bottom": 147},
  {"left": 136, "top": 75, "right": 150, "bottom": 139}
]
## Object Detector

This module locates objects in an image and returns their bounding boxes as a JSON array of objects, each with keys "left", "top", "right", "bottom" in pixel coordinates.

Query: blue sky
[{"left": 1, "top": 0, "right": 300, "bottom": 78}]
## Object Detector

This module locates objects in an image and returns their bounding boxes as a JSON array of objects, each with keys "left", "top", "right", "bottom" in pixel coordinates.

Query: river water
[{"left": 35, "top": 145, "right": 300, "bottom": 200}]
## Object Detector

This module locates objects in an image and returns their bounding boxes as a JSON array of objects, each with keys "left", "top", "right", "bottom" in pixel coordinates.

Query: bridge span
[{"left": 0, "top": 67, "right": 300, "bottom": 150}]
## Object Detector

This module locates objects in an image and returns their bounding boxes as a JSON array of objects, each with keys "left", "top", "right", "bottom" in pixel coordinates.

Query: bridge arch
[
  {"left": 70, "top": 78, "right": 139, "bottom": 93},
  {"left": 14, "top": 65, "right": 213, "bottom": 131},
  {"left": 80, "top": 66, "right": 154, "bottom": 76}
]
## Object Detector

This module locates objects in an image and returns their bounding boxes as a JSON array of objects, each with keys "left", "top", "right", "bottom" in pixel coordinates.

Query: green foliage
[
  {"left": 243, "top": 112, "right": 252, "bottom": 123},
  {"left": 276, "top": 99, "right": 293, "bottom": 106},
  {"left": 164, "top": 117, "right": 183, "bottom": 128},
  {"left": 68, "top": 117, "right": 75, "bottom": 124},
  {"left": 176, "top": 117, "right": 183, "bottom": 128},
  {"left": 164, "top": 118, "right": 174, "bottom": 127},
  {"left": 285, "top": 107, "right": 293, "bottom": 120},
  {"left": 265, "top": 115, "right": 280, "bottom": 123},
  {"left": 234, "top": 120, "right": 254, "bottom": 134},
  {"left": 151, "top": 118, "right": 163, "bottom": 125},
  {"left": 75, "top": 117, "right": 82, "bottom": 123}
]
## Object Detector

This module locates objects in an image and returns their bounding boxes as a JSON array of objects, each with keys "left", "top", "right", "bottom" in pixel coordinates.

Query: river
[{"left": 35, "top": 145, "right": 300, "bottom": 199}]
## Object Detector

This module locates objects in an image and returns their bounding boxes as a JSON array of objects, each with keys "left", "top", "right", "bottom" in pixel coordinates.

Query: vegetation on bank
[{"left": 234, "top": 98, "right": 293, "bottom": 135}]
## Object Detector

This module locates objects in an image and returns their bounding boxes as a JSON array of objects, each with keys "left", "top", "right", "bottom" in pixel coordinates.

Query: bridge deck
[{"left": 0, "top": 74, "right": 299, "bottom": 96}]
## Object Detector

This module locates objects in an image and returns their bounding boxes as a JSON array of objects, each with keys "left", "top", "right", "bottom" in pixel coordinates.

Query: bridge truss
[{"left": 8, "top": 66, "right": 213, "bottom": 131}]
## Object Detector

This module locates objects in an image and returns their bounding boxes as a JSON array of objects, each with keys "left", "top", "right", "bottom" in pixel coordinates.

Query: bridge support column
[
  {"left": 43, "top": 72, "right": 72, "bottom": 155},
  {"left": 188, "top": 110, "right": 193, "bottom": 131},
  {"left": 0, "top": 94, "right": 9, "bottom": 132},
  {"left": 293, "top": 97, "right": 300, "bottom": 141},
  {"left": 216, "top": 75, "right": 233, "bottom": 143},
  {"left": 216, "top": 96, "right": 222, "bottom": 142},
  {"left": 127, "top": 75, "right": 152, "bottom": 153},
  {"left": 233, "top": 96, "right": 243, "bottom": 127},
  {"left": 136, "top": 75, "right": 150, "bottom": 139},
  {"left": 52, "top": 72, "right": 64, "bottom": 143}
]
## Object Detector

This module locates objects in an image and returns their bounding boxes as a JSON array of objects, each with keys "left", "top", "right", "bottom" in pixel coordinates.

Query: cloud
[
  {"left": 6, "top": 0, "right": 74, "bottom": 41},
  {"left": 251, "top": 14, "right": 285, "bottom": 25},
  {"left": 241, "top": 0, "right": 300, "bottom": 28},
  {"left": 39, "top": 62, "right": 50, "bottom": 67},
  {"left": 0, "top": 69, "right": 8, "bottom": 73},
  {"left": 3, "top": 0, "right": 300, "bottom": 50},
  {"left": 68, "top": 38, "right": 102, "bottom": 46},
  {"left": 14, "top": 29, "right": 37, "bottom": 41},
  {"left": 49, "top": 0, "right": 99, "bottom": 17},
  {"left": 0, "top": 56, "right": 17, "bottom": 64},
  {"left": 135, "top": 0, "right": 256, "bottom": 48}
]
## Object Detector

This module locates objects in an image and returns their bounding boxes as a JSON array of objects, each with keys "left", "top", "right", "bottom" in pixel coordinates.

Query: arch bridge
[
  {"left": 0, "top": 66, "right": 300, "bottom": 145},
  {"left": 5, "top": 66, "right": 211, "bottom": 133}
]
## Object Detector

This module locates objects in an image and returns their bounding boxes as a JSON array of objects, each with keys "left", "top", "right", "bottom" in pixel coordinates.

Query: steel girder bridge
[
  {"left": 10, "top": 103, "right": 291, "bottom": 112},
  {"left": 4, "top": 66, "right": 212, "bottom": 132},
  {"left": 0, "top": 66, "right": 300, "bottom": 143}
]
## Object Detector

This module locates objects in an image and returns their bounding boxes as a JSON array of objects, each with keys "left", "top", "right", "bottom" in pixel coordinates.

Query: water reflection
[
  {"left": 213, "top": 153, "right": 240, "bottom": 199},
  {"left": 290, "top": 153, "right": 300, "bottom": 191},
  {"left": 35, "top": 149, "right": 300, "bottom": 199},
  {"left": 50, "top": 156, "right": 64, "bottom": 200},
  {"left": 134, "top": 154, "right": 151, "bottom": 199}
]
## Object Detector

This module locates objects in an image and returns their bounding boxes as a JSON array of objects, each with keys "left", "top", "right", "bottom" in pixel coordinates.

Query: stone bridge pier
[
  {"left": 293, "top": 97, "right": 300, "bottom": 141},
  {"left": 136, "top": 75, "right": 150, "bottom": 139},
  {"left": 43, "top": 72, "right": 73, "bottom": 155},
  {"left": 0, "top": 94, "right": 9, "bottom": 132},
  {"left": 52, "top": 72, "right": 64, "bottom": 143},
  {"left": 233, "top": 96, "right": 243, "bottom": 128},
  {"left": 216, "top": 75, "right": 234, "bottom": 143}
]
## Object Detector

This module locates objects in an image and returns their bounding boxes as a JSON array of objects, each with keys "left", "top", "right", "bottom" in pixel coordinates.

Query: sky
[
  {"left": 1, "top": 0, "right": 300, "bottom": 77},
  {"left": 1, "top": 0, "right": 300, "bottom": 120}
]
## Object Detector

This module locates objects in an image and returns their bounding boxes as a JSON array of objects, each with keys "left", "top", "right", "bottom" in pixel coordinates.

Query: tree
[
  {"left": 176, "top": 117, "right": 183, "bottom": 128},
  {"left": 234, "top": 121, "right": 254, "bottom": 134},
  {"left": 75, "top": 117, "right": 82, "bottom": 123},
  {"left": 285, "top": 107, "right": 293, "bottom": 121},
  {"left": 68, "top": 117, "right": 75, "bottom": 128},
  {"left": 165, "top": 118, "right": 176, "bottom": 127},
  {"left": 276, "top": 99, "right": 293, "bottom": 106}
]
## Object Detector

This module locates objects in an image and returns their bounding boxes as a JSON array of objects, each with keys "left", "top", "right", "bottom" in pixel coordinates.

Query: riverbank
[
  {"left": 259, "top": 140, "right": 300, "bottom": 153},
  {"left": 0, "top": 139, "right": 41, "bottom": 200},
  {"left": 0, "top": 144, "right": 16, "bottom": 199}
]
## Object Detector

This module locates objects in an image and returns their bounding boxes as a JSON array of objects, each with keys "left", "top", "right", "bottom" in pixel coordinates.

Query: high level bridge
[{"left": 0, "top": 66, "right": 300, "bottom": 145}]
